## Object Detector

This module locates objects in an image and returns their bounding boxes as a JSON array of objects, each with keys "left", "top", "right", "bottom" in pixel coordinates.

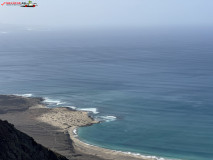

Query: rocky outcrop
[{"left": 0, "top": 119, "right": 68, "bottom": 160}]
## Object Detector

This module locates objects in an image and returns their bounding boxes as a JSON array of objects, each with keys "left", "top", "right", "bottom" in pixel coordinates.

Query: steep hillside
[{"left": 0, "top": 119, "right": 68, "bottom": 160}]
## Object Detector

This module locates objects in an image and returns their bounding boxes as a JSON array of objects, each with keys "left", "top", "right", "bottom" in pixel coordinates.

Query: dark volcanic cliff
[{"left": 0, "top": 119, "right": 68, "bottom": 160}]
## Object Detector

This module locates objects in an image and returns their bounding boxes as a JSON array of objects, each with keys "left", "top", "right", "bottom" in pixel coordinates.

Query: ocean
[{"left": 0, "top": 28, "right": 213, "bottom": 160}]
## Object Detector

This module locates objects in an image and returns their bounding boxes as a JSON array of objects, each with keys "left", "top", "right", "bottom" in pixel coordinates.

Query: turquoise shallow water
[{"left": 0, "top": 29, "right": 213, "bottom": 160}]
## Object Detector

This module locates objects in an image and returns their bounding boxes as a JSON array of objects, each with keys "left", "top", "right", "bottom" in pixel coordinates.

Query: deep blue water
[{"left": 0, "top": 29, "right": 213, "bottom": 160}]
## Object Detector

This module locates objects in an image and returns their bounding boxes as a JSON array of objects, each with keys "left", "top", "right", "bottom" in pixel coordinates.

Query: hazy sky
[{"left": 0, "top": 0, "right": 213, "bottom": 30}]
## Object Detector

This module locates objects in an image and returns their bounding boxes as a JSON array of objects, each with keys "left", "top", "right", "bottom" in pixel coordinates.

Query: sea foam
[
  {"left": 78, "top": 108, "right": 99, "bottom": 114},
  {"left": 66, "top": 106, "right": 77, "bottom": 110},
  {"left": 96, "top": 115, "right": 117, "bottom": 122},
  {"left": 73, "top": 129, "right": 77, "bottom": 135},
  {"left": 43, "top": 97, "right": 64, "bottom": 105},
  {"left": 14, "top": 93, "right": 33, "bottom": 97}
]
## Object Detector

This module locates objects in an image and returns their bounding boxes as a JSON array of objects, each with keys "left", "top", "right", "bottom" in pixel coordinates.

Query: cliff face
[{"left": 0, "top": 120, "right": 68, "bottom": 160}]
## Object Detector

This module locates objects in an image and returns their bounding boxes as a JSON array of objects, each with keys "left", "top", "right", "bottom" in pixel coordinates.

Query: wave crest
[
  {"left": 78, "top": 108, "right": 99, "bottom": 114},
  {"left": 96, "top": 115, "right": 117, "bottom": 122},
  {"left": 43, "top": 97, "right": 64, "bottom": 105},
  {"left": 14, "top": 94, "right": 33, "bottom": 97},
  {"left": 66, "top": 106, "right": 77, "bottom": 110}
]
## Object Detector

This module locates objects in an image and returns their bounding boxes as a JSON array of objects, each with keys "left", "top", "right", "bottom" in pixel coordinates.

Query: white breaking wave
[
  {"left": 73, "top": 129, "right": 77, "bottom": 135},
  {"left": 43, "top": 97, "right": 64, "bottom": 105},
  {"left": 66, "top": 106, "right": 77, "bottom": 110},
  {"left": 121, "top": 151, "right": 173, "bottom": 160},
  {"left": 14, "top": 94, "right": 33, "bottom": 97},
  {"left": 78, "top": 108, "right": 99, "bottom": 114},
  {"left": 96, "top": 115, "right": 117, "bottom": 122}
]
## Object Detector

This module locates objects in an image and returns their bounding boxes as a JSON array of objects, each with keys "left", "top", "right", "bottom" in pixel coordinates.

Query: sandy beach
[{"left": 0, "top": 95, "right": 158, "bottom": 160}]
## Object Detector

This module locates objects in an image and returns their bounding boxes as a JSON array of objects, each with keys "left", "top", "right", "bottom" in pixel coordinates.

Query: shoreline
[
  {"left": 0, "top": 95, "right": 174, "bottom": 160},
  {"left": 69, "top": 126, "right": 171, "bottom": 160},
  {"left": 35, "top": 106, "right": 155, "bottom": 160},
  {"left": 33, "top": 97, "right": 171, "bottom": 160}
]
